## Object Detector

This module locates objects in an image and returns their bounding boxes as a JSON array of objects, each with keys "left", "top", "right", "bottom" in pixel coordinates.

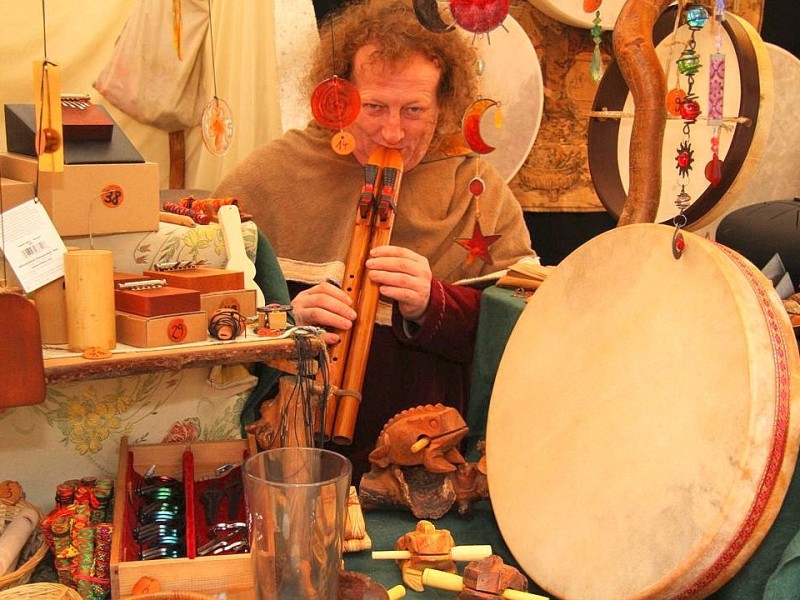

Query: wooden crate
[{"left": 111, "top": 437, "right": 257, "bottom": 600}]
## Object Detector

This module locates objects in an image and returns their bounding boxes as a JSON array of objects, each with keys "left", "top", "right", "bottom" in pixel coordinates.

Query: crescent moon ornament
[
  {"left": 462, "top": 98, "right": 499, "bottom": 155},
  {"left": 412, "top": 0, "right": 454, "bottom": 32},
  {"left": 449, "top": 0, "right": 509, "bottom": 34}
]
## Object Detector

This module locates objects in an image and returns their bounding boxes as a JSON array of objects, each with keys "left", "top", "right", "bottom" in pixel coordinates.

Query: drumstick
[
  {"left": 372, "top": 544, "right": 492, "bottom": 562},
  {"left": 159, "top": 211, "right": 196, "bottom": 228},
  {"left": 421, "top": 568, "right": 549, "bottom": 600}
]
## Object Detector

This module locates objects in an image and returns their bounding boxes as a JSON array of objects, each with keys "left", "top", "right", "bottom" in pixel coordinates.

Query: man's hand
[
  {"left": 366, "top": 245, "right": 432, "bottom": 323},
  {"left": 291, "top": 281, "right": 357, "bottom": 345}
]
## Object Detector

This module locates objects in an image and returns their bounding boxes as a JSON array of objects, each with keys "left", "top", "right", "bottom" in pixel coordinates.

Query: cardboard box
[
  {"left": 200, "top": 289, "right": 257, "bottom": 324},
  {"left": 111, "top": 437, "right": 256, "bottom": 600},
  {"left": 0, "top": 176, "right": 35, "bottom": 207},
  {"left": 0, "top": 152, "right": 159, "bottom": 237},
  {"left": 115, "top": 310, "right": 207, "bottom": 348},
  {"left": 143, "top": 267, "right": 245, "bottom": 294},
  {"left": 115, "top": 286, "right": 202, "bottom": 318}
]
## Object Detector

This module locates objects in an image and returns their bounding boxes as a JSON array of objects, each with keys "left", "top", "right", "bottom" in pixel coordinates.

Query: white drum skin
[{"left": 486, "top": 224, "right": 800, "bottom": 600}]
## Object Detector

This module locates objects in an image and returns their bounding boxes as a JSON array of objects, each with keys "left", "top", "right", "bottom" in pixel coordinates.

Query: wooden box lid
[{"left": 142, "top": 268, "right": 245, "bottom": 294}]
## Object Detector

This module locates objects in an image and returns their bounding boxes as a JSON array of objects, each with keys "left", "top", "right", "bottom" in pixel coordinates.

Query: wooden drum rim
[{"left": 587, "top": 6, "right": 765, "bottom": 229}]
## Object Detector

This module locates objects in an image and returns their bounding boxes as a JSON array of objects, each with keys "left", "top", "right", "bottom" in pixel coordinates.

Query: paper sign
[{"left": 0, "top": 198, "right": 68, "bottom": 292}]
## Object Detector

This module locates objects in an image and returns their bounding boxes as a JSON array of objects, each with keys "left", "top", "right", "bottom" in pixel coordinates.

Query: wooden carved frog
[
  {"left": 368, "top": 404, "right": 468, "bottom": 473},
  {"left": 395, "top": 520, "right": 457, "bottom": 592}
]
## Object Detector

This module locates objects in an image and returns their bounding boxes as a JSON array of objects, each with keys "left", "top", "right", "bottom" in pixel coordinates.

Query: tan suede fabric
[{"left": 214, "top": 123, "right": 535, "bottom": 286}]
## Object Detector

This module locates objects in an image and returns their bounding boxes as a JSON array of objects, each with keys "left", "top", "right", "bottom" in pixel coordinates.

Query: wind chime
[
  {"left": 33, "top": 1, "right": 63, "bottom": 174},
  {"left": 669, "top": 3, "right": 711, "bottom": 258},
  {"left": 411, "top": 0, "right": 510, "bottom": 267},
  {"left": 457, "top": 57, "right": 504, "bottom": 267},
  {"left": 706, "top": 0, "right": 728, "bottom": 187},
  {"left": 454, "top": 1, "right": 509, "bottom": 267}
]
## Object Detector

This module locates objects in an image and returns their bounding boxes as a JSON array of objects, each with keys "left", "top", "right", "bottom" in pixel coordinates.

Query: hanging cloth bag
[{"left": 93, "top": 0, "right": 209, "bottom": 131}]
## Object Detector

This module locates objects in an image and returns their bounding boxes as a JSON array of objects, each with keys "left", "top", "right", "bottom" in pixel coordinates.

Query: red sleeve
[{"left": 390, "top": 278, "right": 482, "bottom": 363}]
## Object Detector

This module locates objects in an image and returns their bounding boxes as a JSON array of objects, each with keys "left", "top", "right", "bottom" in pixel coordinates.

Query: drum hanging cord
[{"left": 281, "top": 327, "right": 331, "bottom": 448}]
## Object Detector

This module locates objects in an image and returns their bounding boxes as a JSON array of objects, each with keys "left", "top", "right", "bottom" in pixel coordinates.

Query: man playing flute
[{"left": 214, "top": 0, "right": 536, "bottom": 481}]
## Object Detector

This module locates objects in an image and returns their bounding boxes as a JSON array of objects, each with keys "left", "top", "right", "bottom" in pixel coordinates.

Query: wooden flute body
[{"left": 322, "top": 146, "right": 404, "bottom": 445}]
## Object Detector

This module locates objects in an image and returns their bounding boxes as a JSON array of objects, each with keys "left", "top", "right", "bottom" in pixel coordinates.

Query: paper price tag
[{"left": 0, "top": 199, "right": 68, "bottom": 292}]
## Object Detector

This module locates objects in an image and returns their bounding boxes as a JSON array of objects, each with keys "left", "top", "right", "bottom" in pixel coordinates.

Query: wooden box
[
  {"left": 0, "top": 152, "right": 159, "bottom": 237},
  {"left": 200, "top": 289, "right": 257, "bottom": 323},
  {"left": 62, "top": 101, "right": 114, "bottom": 141},
  {"left": 115, "top": 286, "right": 202, "bottom": 318},
  {"left": 111, "top": 437, "right": 257, "bottom": 600},
  {"left": 115, "top": 311, "right": 207, "bottom": 347},
  {"left": 143, "top": 268, "right": 244, "bottom": 294}
]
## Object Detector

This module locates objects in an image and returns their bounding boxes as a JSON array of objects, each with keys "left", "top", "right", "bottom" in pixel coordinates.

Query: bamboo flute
[{"left": 321, "top": 147, "right": 404, "bottom": 445}]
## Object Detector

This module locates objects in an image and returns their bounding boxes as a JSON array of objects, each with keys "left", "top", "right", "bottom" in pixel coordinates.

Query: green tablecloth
[
  {"left": 351, "top": 284, "right": 800, "bottom": 600},
  {"left": 466, "top": 285, "right": 530, "bottom": 457}
]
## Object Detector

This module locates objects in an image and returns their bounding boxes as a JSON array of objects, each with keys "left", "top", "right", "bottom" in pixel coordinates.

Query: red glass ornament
[
  {"left": 455, "top": 221, "right": 502, "bottom": 266},
  {"left": 675, "top": 141, "right": 694, "bottom": 177},
  {"left": 310, "top": 76, "right": 361, "bottom": 130},
  {"left": 672, "top": 230, "right": 685, "bottom": 259},
  {"left": 584, "top": 0, "right": 603, "bottom": 11},
  {"left": 450, "top": 0, "right": 509, "bottom": 34},
  {"left": 468, "top": 177, "right": 485, "bottom": 196},
  {"left": 705, "top": 154, "right": 723, "bottom": 186},
  {"left": 679, "top": 98, "right": 701, "bottom": 122}
]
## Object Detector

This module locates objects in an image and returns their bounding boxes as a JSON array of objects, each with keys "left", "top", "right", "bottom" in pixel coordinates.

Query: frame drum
[
  {"left": 460, "top": 14, "right": 544, "bottom": 183},
  {"left": 527, "top": 0, "right": 627, "bottom": 30},
  {"left": 486, "top": 224, "right": 800, "bottom": 600},
  {"left": 588, "top": 7, "right": 773, "bottom": 230}
]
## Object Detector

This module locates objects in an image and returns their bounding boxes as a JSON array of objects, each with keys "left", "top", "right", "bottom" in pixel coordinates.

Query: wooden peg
[
  {"left": 421, "top": 568, "right": 549, "bottom": 600},
  {"left": 372, "top": 544, "right": 492, "bottom": 562}
]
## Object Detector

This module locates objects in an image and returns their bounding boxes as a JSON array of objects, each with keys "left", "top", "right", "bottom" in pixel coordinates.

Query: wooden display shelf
[{"left": 43, "top": 335, "right": 323, "bottom": 385}]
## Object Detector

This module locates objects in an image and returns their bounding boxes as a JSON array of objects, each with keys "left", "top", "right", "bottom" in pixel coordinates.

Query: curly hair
[{"left": 306, "top": 0, "right": 479, "bottom": 146}]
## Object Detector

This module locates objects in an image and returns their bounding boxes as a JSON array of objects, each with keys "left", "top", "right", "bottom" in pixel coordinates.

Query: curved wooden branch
[{"left": 612, "top": 0, "right": 673, "bottom": 225}]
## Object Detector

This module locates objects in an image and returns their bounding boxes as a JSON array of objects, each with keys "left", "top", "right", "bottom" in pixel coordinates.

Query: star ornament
[{"left": 455, "top": 221, "right": 502, "bottom": 266}]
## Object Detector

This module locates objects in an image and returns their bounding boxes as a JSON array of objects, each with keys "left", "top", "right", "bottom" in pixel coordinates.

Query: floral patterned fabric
[{"left": 0, "top": 221, "right": 261, "bottom": 511}]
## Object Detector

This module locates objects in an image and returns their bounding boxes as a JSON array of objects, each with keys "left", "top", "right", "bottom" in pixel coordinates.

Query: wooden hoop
[{"left": 588, "top": 6, "right": 772, "bottom": 230}]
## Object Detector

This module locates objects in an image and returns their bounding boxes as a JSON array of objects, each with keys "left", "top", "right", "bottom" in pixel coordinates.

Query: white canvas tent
[{"left": 0, "top": 0, "right": 318, "bottom": 191}]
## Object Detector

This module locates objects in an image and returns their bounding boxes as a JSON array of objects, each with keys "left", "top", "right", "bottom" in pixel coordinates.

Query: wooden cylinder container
[{"left": 64, "top": 249, "right": 116, "bottom": 352}]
